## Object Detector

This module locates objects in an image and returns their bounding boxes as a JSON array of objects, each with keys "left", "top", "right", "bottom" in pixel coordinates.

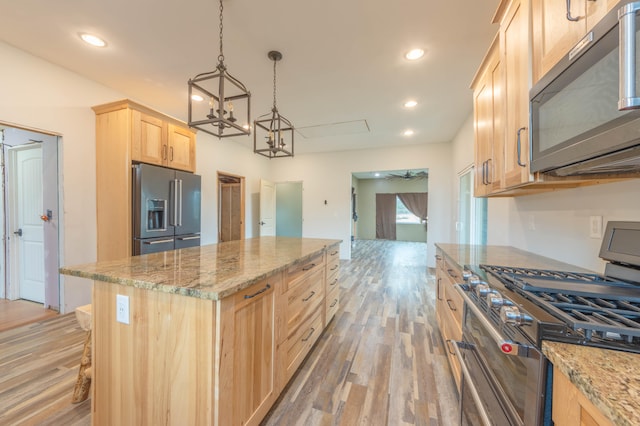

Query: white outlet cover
[
  {"left": 116, "top": 294, "right": 130, "bottom": 324},
  {"left": 589, "top": 216, "right": 603, "bottom": 239}
]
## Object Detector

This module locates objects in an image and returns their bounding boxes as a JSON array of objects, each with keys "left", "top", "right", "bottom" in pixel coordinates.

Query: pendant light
[
  {"left": 187, "top": 0, "right": 251, "bottom": 138},
  {"left": 254, "top": 50, "right": 294, "bottom": 158}
]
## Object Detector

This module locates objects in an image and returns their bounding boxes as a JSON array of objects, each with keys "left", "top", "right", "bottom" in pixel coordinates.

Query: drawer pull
[
  {"left": 435, "top": 255, "right": 443, "bottom": 261},
  {"left": 437, "top": 278, "right": 443, "bottom": 301},
  {"left": 330, "top": 265, "right": 339, "bottom": 271},
  {"left": 446, "top": 299, "right": 457, "bottom": 311},
  {"left": 330, "top": 250, "right": 338, "bottom": 256},
  {"left": 302, "top": 291, "right": 316, "bottom": 302},
  {"left": 330, "top": 299, "right": 338, "bottom": 308},
  {"left": 447, "top": 269, "right": 458, "bottom": 279},
  {"left": 302, "top": 327, "right": 316, "bottom": 342},
  {"left": 302, "top": 263, "right": 316, "bottom": 271},
  {"left": 330, "top": 278, "right": 338, "bottom": 286},
  {"left": 243, "top": 284, "right": 271, "bottom": 299}
]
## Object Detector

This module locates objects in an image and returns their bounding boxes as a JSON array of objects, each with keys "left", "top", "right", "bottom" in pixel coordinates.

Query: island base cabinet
[
  {"left": 92, "top": 281, "right": 216, "bottom": 426},
  {"left": 552, "top": 367, "right": 613, "bottom": 426}
]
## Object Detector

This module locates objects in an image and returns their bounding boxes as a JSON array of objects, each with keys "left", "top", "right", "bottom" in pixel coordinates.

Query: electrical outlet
[
  {"left": 589, "top": 216, "right": 603, "bottom": 239},
  {"left": 116, "top": 294, "right": 130, "bottom": 324}
]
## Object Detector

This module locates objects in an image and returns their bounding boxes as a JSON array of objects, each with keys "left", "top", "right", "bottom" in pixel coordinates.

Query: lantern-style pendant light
[
  {"left": 188, "top": 0, "right": 251, "bottom": 138},
  {"left": 254, "top": 50, "right": 294, "bottom": 158}
]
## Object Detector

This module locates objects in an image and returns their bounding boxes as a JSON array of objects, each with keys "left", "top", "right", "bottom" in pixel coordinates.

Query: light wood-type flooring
[
  {"left": 0, "top": 240, "right": 458, "bottom": 425},
  {"left": 0, "top": 299, "right": 58, "bottom": 332}
]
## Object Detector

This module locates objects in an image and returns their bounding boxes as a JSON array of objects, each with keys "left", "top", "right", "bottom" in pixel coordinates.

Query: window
[
  {"left": 458, "top": 167, "right": 487, "bottom": 245},
  {"left": 396, "top": 196, "right": 422, "bottom": 224}
]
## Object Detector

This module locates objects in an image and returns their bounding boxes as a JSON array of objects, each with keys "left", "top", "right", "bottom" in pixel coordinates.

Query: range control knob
[
  {"left": 462, "top": 270, "right": 473, "bottom": 280},
  {"left": 500, "top": 306, "right": 532, "bottom": 326},
  {"left": 475, "top": 284, "right": 491, "bottom": 298},
  {"left": 467, "top": 275, "right": 482, "bottom": 288},
  {"left": 488, "top": 292, "right": 506, "bottom": 309}
]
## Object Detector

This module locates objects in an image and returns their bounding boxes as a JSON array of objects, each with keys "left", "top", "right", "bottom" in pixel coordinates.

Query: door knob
[
  {"left": 259, "top": 221, "right": 266, "bottom": 226},
  {"left": 13, "top": 228, "right": 23, "bottom": 237}
]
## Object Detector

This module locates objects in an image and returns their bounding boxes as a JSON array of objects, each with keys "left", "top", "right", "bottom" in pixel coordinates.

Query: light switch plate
[
  {"left": 589, "top": 215, "right": 603, "bottom": 239},
  {"left": 116, "top": 294, "right": 130, "bottom": 324}
]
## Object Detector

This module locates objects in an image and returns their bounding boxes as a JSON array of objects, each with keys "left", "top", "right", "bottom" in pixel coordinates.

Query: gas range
[{"left": 461, "top": 221, "right": 640, "bottom": 354}]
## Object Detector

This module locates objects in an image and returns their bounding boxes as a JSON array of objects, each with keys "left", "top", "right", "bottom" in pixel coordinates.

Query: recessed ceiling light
[
  {"left": 404, "top": 100, "right": 418, "bottom": 108},
  {"left": 403, "top": 129, "right": 415, "bottom": 136},
  {"left": 242, "top": 124, "right": 250, "bottom": 130},
  {"left": 191, "top": 94, "right": 204, "bottom": 102},
  {"left": 405, "top": 48, "right": 424, "bottom": 60},
  {"left": 79, "top": 33, "right": 107, "bottom": 47}
]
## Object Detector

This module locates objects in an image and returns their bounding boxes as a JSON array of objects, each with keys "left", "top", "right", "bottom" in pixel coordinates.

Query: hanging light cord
[
  {"left": 218, "top": 0, "right": 224, "bottom": 63},
  {"left": 272, "top": 59, "right": 278, "bottom": 109}
]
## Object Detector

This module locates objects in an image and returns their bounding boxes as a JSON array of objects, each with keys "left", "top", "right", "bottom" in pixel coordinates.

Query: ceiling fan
[{"left": 385, "top": 170, "right": 428, "bottom": 180}]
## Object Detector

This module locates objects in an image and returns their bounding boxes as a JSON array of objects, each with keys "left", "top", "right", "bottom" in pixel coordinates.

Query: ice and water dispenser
[{"left": 146, "top": 199, "right": 167, "bottom": 231}]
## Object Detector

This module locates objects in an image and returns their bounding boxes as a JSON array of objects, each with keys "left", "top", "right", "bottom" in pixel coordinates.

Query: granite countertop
[
  {"left": 60, "top": 237, "right": 341, "bottom": 301},
  {"left": 435, "top": 243, "right": 639, "bottom": 426},
  {"left": 543, "top": 341, "right": 640, "bottom": 426}
]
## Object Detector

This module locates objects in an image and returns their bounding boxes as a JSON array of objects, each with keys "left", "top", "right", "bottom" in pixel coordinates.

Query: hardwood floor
[
  {"left": 262, "top": 239, "right": 458, "bottom": 425},
  {"left": 0, "top": 299, "right": 58, "bottom": 332},
  {"left": 0, "top": 240, "right": 458, "bottom": 425}
]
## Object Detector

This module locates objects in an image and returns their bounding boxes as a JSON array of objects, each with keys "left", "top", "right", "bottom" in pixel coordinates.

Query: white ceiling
[{"left": 0, "top": 0, "right": 500, "bottom": 154}]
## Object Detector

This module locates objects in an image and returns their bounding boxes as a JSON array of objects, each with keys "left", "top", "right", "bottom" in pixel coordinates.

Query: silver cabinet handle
[
  {"left": 516, "top": 127, "right": 527, "bottom": 167},
  {"left": 566, "top": 0, "right": 580, "bottom": 21},
  {"left": 619, "top": 3, "right": 640, "bottom": 110},
  {"left": 486, "top": 158, "right": 492, "bottom": 184},
  {"left": 176, "top": 235, "right": 200, "bottom": 241},
  {"left": 144, "top": 239, "right": 174, "bottom": 245},
  {"left": 451, "top": 341, "right": 493, "bottom": 426}
]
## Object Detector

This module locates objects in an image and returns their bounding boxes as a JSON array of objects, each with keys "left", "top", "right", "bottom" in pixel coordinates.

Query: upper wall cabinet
[
  {"left": 472, "top": 36, "right": 504, "bottom": 196},
  {"left": 532, "top": 0, "right": 619, "bottom": 84},
  {"left": 131, "top": 108, "right": 196, "bottom": 172}
]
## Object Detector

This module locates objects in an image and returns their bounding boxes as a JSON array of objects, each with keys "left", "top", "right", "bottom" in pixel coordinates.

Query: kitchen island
[
  {"left": 436, "top": 243, "right": 640, "bottom": 426},
  {"left": 60, "top": 236, "right": 341, "bottom": 426}
]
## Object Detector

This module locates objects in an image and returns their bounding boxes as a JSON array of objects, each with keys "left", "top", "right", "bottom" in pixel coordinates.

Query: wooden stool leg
[{"left": 72, "top": 329, "right": 92, "bottom": 403}]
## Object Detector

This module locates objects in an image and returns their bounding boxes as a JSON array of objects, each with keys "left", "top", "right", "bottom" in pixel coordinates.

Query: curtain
[
  {"left": 397, "top": 192, "right": 428, "bottom": 229},
  {"left": 376, "top": 193, "right": 397, "bottom": 240}
]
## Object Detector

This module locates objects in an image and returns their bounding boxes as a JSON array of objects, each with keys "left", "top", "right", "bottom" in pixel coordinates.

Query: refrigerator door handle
[
  {"left": 171, "top": 178, "right": 179, "bottom": 227},
  {"left": 178, "top": 179, "right": 183, "bottom": 227}
]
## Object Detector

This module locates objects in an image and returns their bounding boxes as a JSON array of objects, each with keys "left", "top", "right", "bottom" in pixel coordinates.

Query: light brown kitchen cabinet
[
  {"left": 93, "top": 99, "right": 197, "bottom": 261},
  {"left": 552, "top": 367, "right": 614, "bottom": 426},
  {"left": 280, "top": 252, "right": 326, "bottom": 382},
  {"left": 501, "top": 0, "right": 533, "bottom": 189},
  {"left": 472, "top": 35, "right": 504, "bottom": 196},
  {"left": 131, "top": 109, "right": 196, "bottom": 172},
  {"left": 325, "top": 246, "right": 340, "bottom": 323},
  {"left": 435, "top": 249, "right": 464, "bottom": 390},
  {"left": 532, "top": 0, "right": 619, "bottom": 84}
]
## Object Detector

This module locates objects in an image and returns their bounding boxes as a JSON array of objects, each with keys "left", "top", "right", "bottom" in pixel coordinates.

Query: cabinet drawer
[
  {"left": 326, "top": 284, "right": 339, "bottom": 322},
  {"left": 442, "top": 257, "right": 464, "bottom": 284},
  {"left": 326, "top": 256, "right": 340, "bottom": 276},
  {"left": 443, "top": 281, "right": 463, "bottom": 327},
  {"left": 286, "top": 304, "right": 323, "bottom": 377},
  {"left": 286, "top": 267, "right": 324, "bottom": 334},
  {"left": 286, "top": 253, "right": 324, "bottom": 292},
  {"left": 326, "top": 267, "right": 340, "bottom": 290}
]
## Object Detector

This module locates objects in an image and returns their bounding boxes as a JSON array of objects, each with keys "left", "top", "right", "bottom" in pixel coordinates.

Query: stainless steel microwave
[{"left": 530, "top": 1, "right": 640, "bottom": 176}]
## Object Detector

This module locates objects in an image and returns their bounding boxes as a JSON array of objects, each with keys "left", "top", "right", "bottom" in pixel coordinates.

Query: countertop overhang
[{"left": 60, "top": 237, "right": 341, "bottom": 300}]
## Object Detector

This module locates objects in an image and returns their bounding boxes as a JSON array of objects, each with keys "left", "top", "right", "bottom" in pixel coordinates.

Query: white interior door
[
  {"left": 259, "top": 179, "right": 276, "bottom": 236},
  {"left": 9, "top": 144, "right": 45, "bottom": 303}
]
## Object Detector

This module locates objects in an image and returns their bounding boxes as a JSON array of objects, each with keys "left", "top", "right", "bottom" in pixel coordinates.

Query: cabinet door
[
  {"left": 501, "top": 0, "right": 533, "bottom": 189},
  {"left": 473, "top": 40, "right": 503, "bottom": 196},
  {"left": 230, "top": 278, "right": 277, "bottom": 426},
  {"left": 552, "top": 367, "right": 613, "bottom": 426},
  {"left": 531, "top": 0, "right": 586, "bottom": 84},
  {"left": 131, "top": 110, "right": 166, "bottom": 166},
  {"left": 167, "top": 123, "right": 196, "bottom": 172},
  {"left": 586, "top": 0, "right": 618, "bottom": 31}
]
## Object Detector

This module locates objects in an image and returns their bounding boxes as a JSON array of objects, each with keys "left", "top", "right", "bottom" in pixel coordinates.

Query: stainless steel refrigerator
[{"left": 132, "top": 163, "right": 201, "bottom": 255}]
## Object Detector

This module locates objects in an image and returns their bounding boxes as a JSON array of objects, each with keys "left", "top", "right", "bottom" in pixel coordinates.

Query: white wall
[
  {"left": 271, "top": 143, "right": 453, "bottom": 267},
  {"left": 451, "top": 111, "right": 640, "bottom": 272}
]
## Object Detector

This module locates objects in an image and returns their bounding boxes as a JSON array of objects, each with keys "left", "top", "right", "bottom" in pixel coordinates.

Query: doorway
[
  {"left": 1, "top": 126, "right": 60, "bottom": 309},
  {"left": 218, "top": 172, "right": 245, "bottom": 242},
  {"left": 275, "top": 182, "right": 303, "bottom": 238},
  {"left": 457, "top": 166, "right": 487, "bottom": 245}
]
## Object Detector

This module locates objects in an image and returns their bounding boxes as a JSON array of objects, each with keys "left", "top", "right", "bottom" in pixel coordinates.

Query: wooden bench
[{"left": 72, "top": 304, "right": 92, "bottom": 403}]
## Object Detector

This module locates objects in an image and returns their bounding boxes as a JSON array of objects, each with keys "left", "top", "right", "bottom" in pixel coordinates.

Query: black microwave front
[{"left": 530, "top": 1, "right": 640, "bottom": 177}]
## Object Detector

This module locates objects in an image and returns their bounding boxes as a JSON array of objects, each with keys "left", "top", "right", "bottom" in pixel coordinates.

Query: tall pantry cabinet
[{"left": 93, "top": 99, "right": 196, "bottom": 261}]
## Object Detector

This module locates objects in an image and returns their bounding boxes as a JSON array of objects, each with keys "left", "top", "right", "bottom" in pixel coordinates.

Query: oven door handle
[
  {"left": 454, "top": 284, "right": 532, "bottom": 357},
  {"left": 451, "top": 341, "right": 493, "bottom": 426}
]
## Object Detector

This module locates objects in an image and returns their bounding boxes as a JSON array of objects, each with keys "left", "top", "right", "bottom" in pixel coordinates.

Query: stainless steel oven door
[{"left": 455, "top": 302, "right": 548, "bottom": 426}]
